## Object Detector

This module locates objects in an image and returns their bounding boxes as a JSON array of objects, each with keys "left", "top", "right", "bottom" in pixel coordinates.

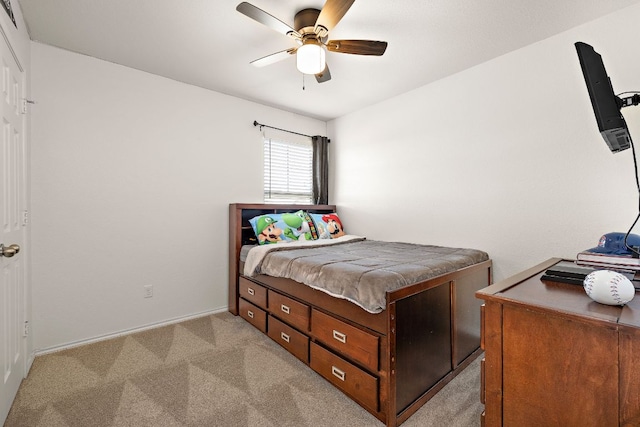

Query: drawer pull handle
[
  {"left": 331, "top": 366, "right": 345, "bottom": 381},
  {"left": 480, "top": 358, "right": 486, "bottom": 404},
  {"left": 480, "top": 304, "right": 485, "bottom": 350},
  {"left": 280, "top": 332, "right": 290, "bottom": 343},
  {"left": 332, "top": 330, "right": 347, "bottom": 343},
  {"left": 281, "top": 304, "right": 290, "bottom": 314},
  {"left": 247, "top": 310, "right": 254, "bottom": 319},
  {"left": 247, "top": 288, "right": 255, "bottom": 296}
]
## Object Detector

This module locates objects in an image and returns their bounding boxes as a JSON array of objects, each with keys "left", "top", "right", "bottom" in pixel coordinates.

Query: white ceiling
[{"left": 17, "top": 0, "right": 640, "bottom": 121}]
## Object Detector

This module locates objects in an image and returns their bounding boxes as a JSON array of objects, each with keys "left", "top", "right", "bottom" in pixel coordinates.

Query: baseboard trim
[{"left": 34, "top": 306, "right": 229, "bottom": 356}]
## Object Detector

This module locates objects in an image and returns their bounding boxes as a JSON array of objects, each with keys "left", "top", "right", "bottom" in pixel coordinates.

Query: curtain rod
[{"left": 253, "top": 120, "right": 330, "bottom": 142}]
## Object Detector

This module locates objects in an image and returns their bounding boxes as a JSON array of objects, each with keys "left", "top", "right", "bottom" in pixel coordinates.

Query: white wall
[
  {"left": 329, "top": 3, "right": 640, "bottom": 283},
  {"left": 30, "top": 43, "right": 325, "bottom": 351}
]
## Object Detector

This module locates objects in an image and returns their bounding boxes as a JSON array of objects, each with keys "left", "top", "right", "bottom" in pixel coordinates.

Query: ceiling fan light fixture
[{"left": 296, "top": 40, "right": 326, "bottom": 75}]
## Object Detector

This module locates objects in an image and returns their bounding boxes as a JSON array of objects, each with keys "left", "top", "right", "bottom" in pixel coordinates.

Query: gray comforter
[{"left": 244, "top": 237, "right": 489, "bottom": 313}]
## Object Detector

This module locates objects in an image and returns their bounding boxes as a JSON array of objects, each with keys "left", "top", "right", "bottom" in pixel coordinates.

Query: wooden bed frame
[{"left": 228, "top": 203, "right": 493, "bottom": 426}]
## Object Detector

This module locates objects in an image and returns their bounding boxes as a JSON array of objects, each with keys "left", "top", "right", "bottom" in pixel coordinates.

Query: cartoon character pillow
[
  {"left": 249, "top": 210, "right": 319, "bottom": 245},
  {"left": 310, "top": 213, "right": 346, "bottom": 239}
]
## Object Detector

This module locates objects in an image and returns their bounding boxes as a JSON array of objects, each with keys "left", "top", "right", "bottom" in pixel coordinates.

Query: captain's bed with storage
[{"left": 228, "top": 203, "right": 492, "bottom": 426}]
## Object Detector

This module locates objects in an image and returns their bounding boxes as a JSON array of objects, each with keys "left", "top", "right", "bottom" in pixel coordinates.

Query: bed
[{"left": 228, "top": 203, "right": 492, "bottom": 426}]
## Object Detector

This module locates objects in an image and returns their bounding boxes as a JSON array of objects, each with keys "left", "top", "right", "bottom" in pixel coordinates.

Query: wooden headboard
[{"left": 228, "top": 203, "right": 336, "bottom": 314}]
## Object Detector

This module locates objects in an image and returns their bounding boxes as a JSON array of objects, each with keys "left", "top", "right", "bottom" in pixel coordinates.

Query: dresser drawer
[
  {"left": 311, "top": 309, "right": 379, "bottom": 372},
  {"left": 268, "top": 315, "right": 309, "bottom": 363},
  {"left": 268, "top": 290, "right": 310, "bottom": 332},
  {"left": 310, "top": 342, "right": 378, "bottom": 412},
  {"left": 239, "top": 276, "right": 267, "bottom": 309},
  {"left": 239, "top": 298, "right": 267, "bottom": 333}
]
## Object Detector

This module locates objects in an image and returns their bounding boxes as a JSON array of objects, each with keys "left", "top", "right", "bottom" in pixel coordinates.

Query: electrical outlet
[{"left": 144, "top": 285, "right": 153, "bottom": 298}]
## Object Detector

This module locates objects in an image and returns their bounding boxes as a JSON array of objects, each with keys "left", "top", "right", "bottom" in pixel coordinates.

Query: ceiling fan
[{"left": 236, "top": 0, "right": 388, "bottom": 83}]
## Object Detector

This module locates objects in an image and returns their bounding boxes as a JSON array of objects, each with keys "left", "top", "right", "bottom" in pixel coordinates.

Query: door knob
[{"left": 0, "top": 244, "right": 20, "bottom": 258}]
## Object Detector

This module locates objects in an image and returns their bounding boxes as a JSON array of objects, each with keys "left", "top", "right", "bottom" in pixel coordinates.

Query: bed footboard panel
[
  {"left": 453, "top": 266, "right": 491, "bottom": 366},
  {"left": 395, "top": 282, "right": 452, "bottom": 413},
  {"left": 392, "top": 260, "right": 492, "bottom": 425}
]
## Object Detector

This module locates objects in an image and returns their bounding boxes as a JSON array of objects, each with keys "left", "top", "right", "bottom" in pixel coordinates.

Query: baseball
[{"left": 583, "top": 270, "right": 635, "bottom": 306}]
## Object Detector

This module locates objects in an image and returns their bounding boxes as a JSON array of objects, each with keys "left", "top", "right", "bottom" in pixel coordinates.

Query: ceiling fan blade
[
  {"left": 315, "top": 0, "right": 355, "bottom": 36},
  {"left": 250, "top": 48, "right": 297, "bottom": 68},
  {"left": 326, "top": 40, "right": 388, "bottom": 56},
  {"left": 315, "top": 64, "right": 331, "bottom": 83},
  {"left": 236, "top": 2, "right": 301, "bottom": 39}
]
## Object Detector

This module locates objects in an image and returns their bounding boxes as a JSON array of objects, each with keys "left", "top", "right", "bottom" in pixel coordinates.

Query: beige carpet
[{"left": 4, "top": 312, "right": 482, "bottom": 427}]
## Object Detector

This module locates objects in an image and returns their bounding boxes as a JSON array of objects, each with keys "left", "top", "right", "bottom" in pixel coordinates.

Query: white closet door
[{"left": 0, "top": 28, "right": 26, "bottom": 425}]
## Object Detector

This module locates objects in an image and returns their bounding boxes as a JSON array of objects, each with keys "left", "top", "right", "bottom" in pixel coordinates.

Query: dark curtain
[{"left": 312, "top": 135, "right": 329, "bottom": 205}]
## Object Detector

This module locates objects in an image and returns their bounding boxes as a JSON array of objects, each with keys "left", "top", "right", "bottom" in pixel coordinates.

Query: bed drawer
[
  {"left": 268, "top": 315, "right": 309, "bottom": 363},
  {"left": 268, "top": 290, "right": 310, "bottom": 332},
  {"left": 239, "top": 277, "right": 267, "bottom": 309},
  {"left": 311, "top": 309, "right": 379, "bottom": 372},
  {"left": 239, "top": 298, "right": 267, "bottom": 333},
  {"left": 310, "top": 342, "right": 378, "bottom": 412}
]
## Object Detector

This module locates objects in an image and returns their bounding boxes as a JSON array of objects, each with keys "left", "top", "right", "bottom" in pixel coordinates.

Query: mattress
[
  {"left": 243, "top": 236, "right": 489, "bottom": 313},
  {"left": 240, "top": 245, "right": 255, "bottom": 263}
]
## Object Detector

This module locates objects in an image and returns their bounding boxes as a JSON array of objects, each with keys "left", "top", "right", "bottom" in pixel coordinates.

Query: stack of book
[{"left": 576, "top": 250, "right": 640, "bottom": 272}]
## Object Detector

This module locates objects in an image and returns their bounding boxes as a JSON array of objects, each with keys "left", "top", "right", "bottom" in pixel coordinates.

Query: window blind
[{"left": 263, "top": 129, "right": 313, "bottom": 204}]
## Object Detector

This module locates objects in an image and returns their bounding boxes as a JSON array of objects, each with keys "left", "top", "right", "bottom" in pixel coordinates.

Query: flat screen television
[{"left": 575, "top": 41, "right": 631, "bottom": 153}]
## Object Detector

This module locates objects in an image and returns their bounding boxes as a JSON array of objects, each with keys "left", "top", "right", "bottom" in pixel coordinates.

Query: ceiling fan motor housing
[{"left": 294, "top": 8, "right": 326, "bottom": 37}]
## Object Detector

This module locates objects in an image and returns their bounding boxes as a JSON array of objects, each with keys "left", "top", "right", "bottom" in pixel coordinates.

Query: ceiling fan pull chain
[{"left": 302, "top": 73, "right": 306, "bottom": 91}]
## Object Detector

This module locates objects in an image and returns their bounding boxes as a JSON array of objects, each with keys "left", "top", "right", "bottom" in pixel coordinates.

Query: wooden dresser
[{"left": 476, "top": 258, "right": 640, "bottom": 427}]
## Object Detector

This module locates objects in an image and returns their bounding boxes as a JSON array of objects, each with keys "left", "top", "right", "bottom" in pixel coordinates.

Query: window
[{"left": 263, "top": 129, "right": 313, "bottom": 204}]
